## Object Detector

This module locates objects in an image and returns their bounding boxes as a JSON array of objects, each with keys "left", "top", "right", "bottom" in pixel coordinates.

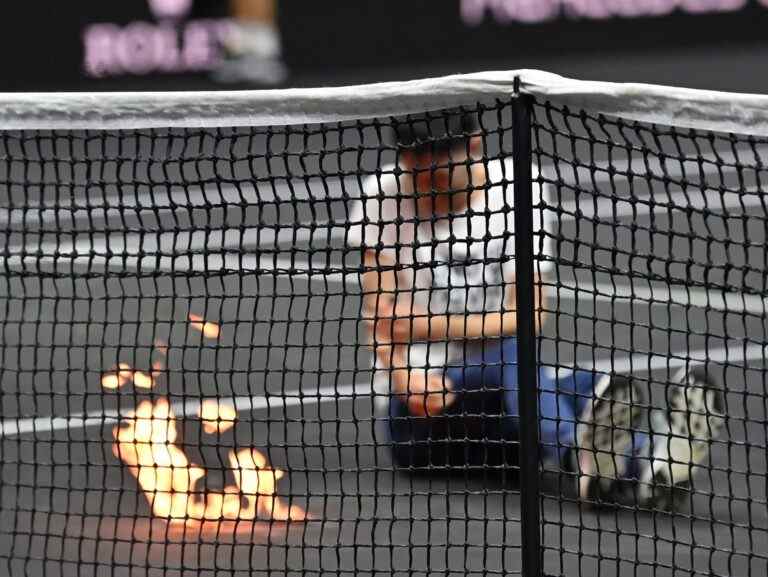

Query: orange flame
[
  {"left": 103, "top": 327, "right": 306, "bottom": 528},
  {"left": 200, "top": 399, "right": 237, "bottom": 434},
  {"left": 113, "top": 398, "right": 304, "bottom": 522},
  {"left": 101, "top": 363, "right": 153, "bottom": 390},
  {"left": 188, "top": 313, "right": 221, "bottom": 340},
  {"left": 152, "top": 340, "right": 167, "bottom": 379},
  {"left": 151, "top": 361, "right": 164, "bottom": 380},
  {"left": 154, "top": 339, "right": 169, "bottom": 357}
]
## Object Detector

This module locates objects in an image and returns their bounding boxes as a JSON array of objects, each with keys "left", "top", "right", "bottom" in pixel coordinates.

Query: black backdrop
[{"left": 3, "top": 1, "right": 768, "bottom": 91}]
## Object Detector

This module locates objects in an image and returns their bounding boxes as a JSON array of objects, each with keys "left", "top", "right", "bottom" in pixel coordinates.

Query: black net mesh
[
  {"left": 532, "top": 99, "right": 767, "bottom": 577},
  {"left": 0, "top": 105, "right": 525, "bottom": 577},
  {"left": 0, "top": 93, "right": 765, "bottom": 577}
]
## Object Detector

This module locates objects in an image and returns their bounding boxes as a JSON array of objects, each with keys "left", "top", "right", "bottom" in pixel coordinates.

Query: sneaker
[
  {"left": 575, "top": 374, "right": 645, "bottom": 503},
  {"left": 636, "top": 366, "right": 726, "bottom": 510}
]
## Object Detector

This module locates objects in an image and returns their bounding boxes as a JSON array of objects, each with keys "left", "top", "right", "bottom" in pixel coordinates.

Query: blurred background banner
[{"left": 4, "top": 0, "right": 768, "bottom": 91}]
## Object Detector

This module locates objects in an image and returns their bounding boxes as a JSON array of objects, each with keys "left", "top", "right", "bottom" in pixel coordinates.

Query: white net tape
[{"left": 3, "top": 69, "right": 768, "bottom": 134}]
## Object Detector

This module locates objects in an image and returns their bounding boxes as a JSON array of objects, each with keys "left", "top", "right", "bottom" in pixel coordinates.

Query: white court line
[
  {"left": 0, "top": 252, "right": 361, "bottom": 288},
  {"left": 0, "top": 178, "right": 361, "bottom": 228},
  {"left": 6, "top": 248, "right": 764, "bottom": 314},
  {"left": 0, "top": 342, "right": 765, "bottom": 439},
  {"left": 0, "top": 381, "right": 372, "bottom": 438},
  {"left": 0, "top": 253, "right": 761, "bottom": 315},
  {"left": 3, "top": 156, "right": 765, "bottom": 235},
  {"left": 2, "top": 181, "right": 765, "bottom": 270},
  {"left": 1, "top": 149, "right": 760, "bottom": 225},
  {"left": 2, "top": 250, "right": 762, "bottom": 315},
  {"left": 556, "top": 281, "right": 767, "bottom": 316},
  {"left": 550, "top": 186, "right": 768, "bottom": 220},
  {"left": 550, "top": 153, "right": 763, "bottom": 187},
  {"left": 3, "top": 183, "right": 763, "bottom": 264},
  {"left": 572, "top": 341, "right": 766, "bottom": 376}
]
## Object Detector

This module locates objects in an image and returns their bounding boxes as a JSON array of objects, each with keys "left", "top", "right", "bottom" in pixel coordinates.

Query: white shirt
[{"left": 348, "top": 158, "right": 551, "bottom": 371}]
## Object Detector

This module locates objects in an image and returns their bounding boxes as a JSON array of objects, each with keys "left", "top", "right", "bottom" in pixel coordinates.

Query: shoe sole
[
  {"left": 576, "top": 374, "right": 643, "bottom": 502},
  {"left": 639, "top": 366, "right": 726, "bottom": 510}
]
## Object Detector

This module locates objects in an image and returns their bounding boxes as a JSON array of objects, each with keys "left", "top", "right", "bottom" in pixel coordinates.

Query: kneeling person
[{"left": 349, "top": 110, "right": 725, "bottom": 509}]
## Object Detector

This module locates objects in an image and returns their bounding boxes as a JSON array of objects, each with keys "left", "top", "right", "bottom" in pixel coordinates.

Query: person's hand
[
  {"left": 374, "top": 295, "right": 426, "bottom": 343},
  {"left": 374, "top": 295, "right": 409, "bottom": 343},
  {"left": 506, "top": 282, "right": 517, "bottom": 313}
]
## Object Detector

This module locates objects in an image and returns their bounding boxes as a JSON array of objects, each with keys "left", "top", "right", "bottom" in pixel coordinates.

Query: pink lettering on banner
[
  {"left": 564, "top": 0, "right": 675, "bottom": 18},
  {"left": 82, "top": 20, "right": 232, "bottom": 78},
  {"left": 115, "top": 23, "right": 159, "bottom": 75},
  {"left": 148, "top": 0, "right": 193, "bottom": 20},
  {"left": 462, "top": 0, "right": 559, "bottom": 24},
  {"left": 680, "top": 0, "right": 746, "bottom": 13},
  {"left": 462, "top": 0, "right": 753, "bottom": 25},
  {"left": 461, "top": 0, "right": 486, "bottom": 24},
  {"left": 83, "top": 25, "right": 119, "bottom": 78},
  {"left": 618, "top": 0, "right": 677, "bottom": 17},
  {"left": 154, "top": 25, "right": 183, "bottom": 71},
  {"left": 563, "top": 0, "right": 611, "bottom": 19},
  {"left": 183, "top": 20, "right": 218, "bottom": 70},
  {"left": 514, "top": 0, "right": 561, "bottom": 22}
]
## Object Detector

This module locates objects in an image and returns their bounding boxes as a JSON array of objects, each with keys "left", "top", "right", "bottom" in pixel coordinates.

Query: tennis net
[{"left": 0, "top": 71, "right": 765, "bottom": 577}]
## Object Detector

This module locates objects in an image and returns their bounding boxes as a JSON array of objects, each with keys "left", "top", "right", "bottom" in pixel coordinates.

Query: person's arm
[
  {"left": 361, "top": 248, "right": 457, "bottom": 417},
  {"left": 360, "top": 249, "right": 427, "bottom": 343},
  {"left": 386, "top": 277, "right": 547, "bottom": 343},
  {"left": 360, "top": 249, "right": 396, "bottom": 339}
]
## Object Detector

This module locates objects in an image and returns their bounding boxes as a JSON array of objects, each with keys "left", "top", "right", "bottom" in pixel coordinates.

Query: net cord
[{"left": 3, "top": 69, "right": 768, "bottom": 134}]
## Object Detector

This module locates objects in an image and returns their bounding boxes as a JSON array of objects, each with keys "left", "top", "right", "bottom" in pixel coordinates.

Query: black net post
[{"left": 511, "top": 90, "right": 543, "bottom": 577}]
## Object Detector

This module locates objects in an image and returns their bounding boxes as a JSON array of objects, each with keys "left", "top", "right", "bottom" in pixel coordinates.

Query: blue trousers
[{"left": 388, "top": 337, "right": 599, "bottom": 469}]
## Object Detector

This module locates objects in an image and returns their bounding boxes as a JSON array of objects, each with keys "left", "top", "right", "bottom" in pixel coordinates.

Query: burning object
[{"left": 103, "top": 314, "right": 305, "bottom": 530}]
